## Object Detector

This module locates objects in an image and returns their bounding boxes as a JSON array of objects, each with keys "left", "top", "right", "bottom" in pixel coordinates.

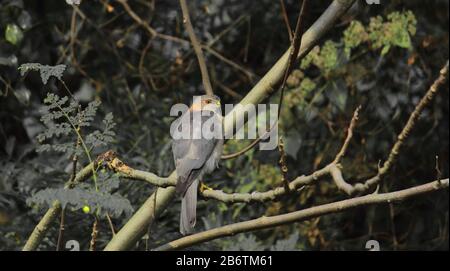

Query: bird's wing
[{"left": 172, "top": 111, "right": 219, "bottom": 195}]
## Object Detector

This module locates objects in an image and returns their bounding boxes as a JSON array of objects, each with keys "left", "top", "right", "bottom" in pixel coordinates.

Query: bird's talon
[{"left": 200, "top": 182, "right": 213, "bottom": 192}]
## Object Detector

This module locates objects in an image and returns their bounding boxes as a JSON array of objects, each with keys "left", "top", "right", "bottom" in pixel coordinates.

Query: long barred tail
[{"left": 180, "top": 179, "right": 199, "bottom": 235}]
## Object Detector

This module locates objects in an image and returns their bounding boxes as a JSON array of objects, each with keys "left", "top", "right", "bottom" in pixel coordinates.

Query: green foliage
[
  {"left": 344, "top": 10, "right": 417, "bottom": 56},
  {"left": 17, "top": 61, "right": 122, "bottom": 225},
  {"left": 299, "top": 10, "right": 417, "bottom": 74},
  {"left": 26, "top": 81, "right": 121, "bottom": 219},
  {"left": 0, "top": 0, "right": 447, "bottom": 251},
  {"left": 36, "top": 93, "right": 115, "bottom": 156},
  {"left": 285, "top": 71, "right": 317, "bottom": 109},
  {"left": 287, "top": 10, "right": 417, "bottom": 115},
  {"left": 317, "top": 41, "right": 339, "bottom": 73},
  {"left": 18, "top": 63, "right": 66, "bottom": 84},
  {"left": 27, "top": 172, "right": 133, "bottom": 218},
  {"left": 85, "top": 113, "right": 116, "bottom": 148},
  {"left": 28, "top": 187, "right": 132, "bottom": 217},
  {"left": 5, "top": 23, "right": 23, "bottom": 45},
  {"left": 299, "top": 41, "right": 339, "bottom": 74},
  {"left": 343, "top": 21, "right": 367, "bottom": 58}
]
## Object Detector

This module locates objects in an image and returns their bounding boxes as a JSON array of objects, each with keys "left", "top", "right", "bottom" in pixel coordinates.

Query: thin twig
[
  {"left": 278, "top": 0, "right": 309, "bottom": 115},
  {"left": 138, "top": 39, "right": 154, "bottom": 92},
  {"left": 279, "top": 0, "right": 293, "bottom": 41},
  {"left": 179, "top": 0, "right": 214, "bottom": 95},
  {"left": 106, "top": 214, "right": 116, "bottom": 236},
  {"left": 389, "top": 203, "right": 398, "bottom": 250},
  {"left": 117, "top": 0, "right": 188, "bottom": 45},
  {"left": 379, "top": 61, "right": 449, "bottom": 177},
  {"left": 202, "top": 45, "right": 256, "bottom": 81},
  {"left": 278, "top": 137, "right": 290, "bottom": 192},
  {"left": 55, "top": 208, "right": 66, "bottom": 251},
  {"left": 215, "top": 81, "right": 243, "bottom": 99},
  {"left": 221, "top": 0, "right": 310, "bottom": 160},
  {"left": 104, "top": 0, "right": 360, "bottom": 252},
  {"left": 334, "top": 105, "right": 361, "bottom": 164},
  {"left": 180, "top": 14, "right": 249, "bottom": 63},
  {"left": 221, "top": 137, "right": 262, "bottom": 160},
  {"left": 89, "top": 216, "right": 99, "bottom": 251},
  {"left": 56, "top": 109, "right": 82, "bottom": 251},
  {"left": 66, "top": 8, "right": 99, "bottom": 88},
  {"left": 25, "top": 0, "right": 364, "bottom": 251},
  {"left": 335, "top": 60, "right": 450, "bottom": 195},
  {"left": 23, "top": 154, "right": 107, "bottom": 251},
  {"left": 435, "top": 155, "right": 442, "bottom": 184}
]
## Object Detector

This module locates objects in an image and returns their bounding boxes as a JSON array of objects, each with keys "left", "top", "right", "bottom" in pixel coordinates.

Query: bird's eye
[{"left": 205, "top": 100, "right": 211, "bottom": 104}]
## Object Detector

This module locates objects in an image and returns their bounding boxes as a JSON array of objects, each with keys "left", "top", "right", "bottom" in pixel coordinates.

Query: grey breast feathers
[{"left": 172, "top": 111, "right": 222, "bottom": 196}]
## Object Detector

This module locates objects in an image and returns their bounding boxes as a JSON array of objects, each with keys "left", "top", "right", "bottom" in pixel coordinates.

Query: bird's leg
[{"left": 199, "top": 182, "right": 213, "bottom": 192}]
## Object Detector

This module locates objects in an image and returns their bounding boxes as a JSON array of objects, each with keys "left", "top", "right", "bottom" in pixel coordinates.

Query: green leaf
[
  {"left": 381, "top": 45, "right": 391, "bottom": 56},
  {"left": 5, "top": 24, "right": 23, "bottom": 45},
  {"left": 392, "top": 27, "right": 412, "bottom": 48}
]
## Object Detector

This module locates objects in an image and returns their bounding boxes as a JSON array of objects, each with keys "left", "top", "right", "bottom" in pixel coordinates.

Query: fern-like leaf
[
  {"left": 18, "top": 63, "right": 66, "bottom": 84},
  {"left": 28, "top": 187, "right": 133, "bottom": 218}
]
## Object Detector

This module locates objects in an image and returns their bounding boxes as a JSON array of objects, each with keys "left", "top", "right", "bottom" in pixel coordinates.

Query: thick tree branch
[
  {"left": 103, "top": 0, "right": 357, "bottom": 251},
  {"left": 22, "top": 201, "right": 61, "bottom": 251},
  {"left": 103, "top": 177, "right": 177, "bottom": 251},
  {"left": 23, "top": 0, "right": 357, "bottom": 251},
  {"left": 154, "top": 178, "right": 449, "bottom": 251},
  {"left": 230, "top": 0, "right": 355, "bottom": 120},
  {"left": 22, "top": 160, "right": 98, "bottom": 251},
  {"left": 26, "top": 56, "right": 446, "bottom": 250},
  {"left": 102, "top": 152, "right": 177, "bottom": 187},
  {"left": 104, "top": 59, "right": 449, "bottom": 252}
]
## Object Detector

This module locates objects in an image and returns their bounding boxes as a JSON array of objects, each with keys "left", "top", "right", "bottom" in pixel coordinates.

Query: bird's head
[{"left": 190, "top": 95, "right": 221, "bottom": 114}]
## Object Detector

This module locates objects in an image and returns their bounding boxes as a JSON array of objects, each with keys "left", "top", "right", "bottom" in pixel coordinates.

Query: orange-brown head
[{"left": 190, "top": 95, "right": 221, "bottom": 112}]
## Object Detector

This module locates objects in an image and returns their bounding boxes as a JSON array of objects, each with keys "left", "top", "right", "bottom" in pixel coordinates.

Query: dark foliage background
[{"left": 0, "top": 0, "right": 448, "bottom": 251}]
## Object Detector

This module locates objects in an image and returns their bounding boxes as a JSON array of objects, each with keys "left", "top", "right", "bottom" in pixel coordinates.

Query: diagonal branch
[
  {"left": 330, "top": 60, "right": 449, "bottom": 196},
  {"left": 22, "top": 159, "right": 99, "bottom": 251},
  {"left": 102, "top": 60, "right": 449, "bottom": 203},
  {"left": 103, "top": 59, "right": 450, "bottom": 202},
  {"left": 378, "top": 60, "right": 449, "bottom": 177},
  {"left": 21, "top": 0, "right": 357, "bottom": 251},
  {"left": 104, "top": 0, "right": 358, "bottom": 250},
  {"left": 28, "top": 57, "right": 446, "bottom": 249}
]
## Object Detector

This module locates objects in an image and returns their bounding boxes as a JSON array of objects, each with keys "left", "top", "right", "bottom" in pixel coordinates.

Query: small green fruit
[{"left": 82, "top": 205, "right": 90, "bottom": 214}]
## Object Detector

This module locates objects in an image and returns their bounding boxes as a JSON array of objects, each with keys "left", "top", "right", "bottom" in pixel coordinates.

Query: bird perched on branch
[{"left": 171, "top": 95, "right": 224, "bottom": 235}]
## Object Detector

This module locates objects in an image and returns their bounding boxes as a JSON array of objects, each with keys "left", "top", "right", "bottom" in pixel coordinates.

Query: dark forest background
[{"left": 0, "top": 0, "right": 448, "bottom": 251}]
